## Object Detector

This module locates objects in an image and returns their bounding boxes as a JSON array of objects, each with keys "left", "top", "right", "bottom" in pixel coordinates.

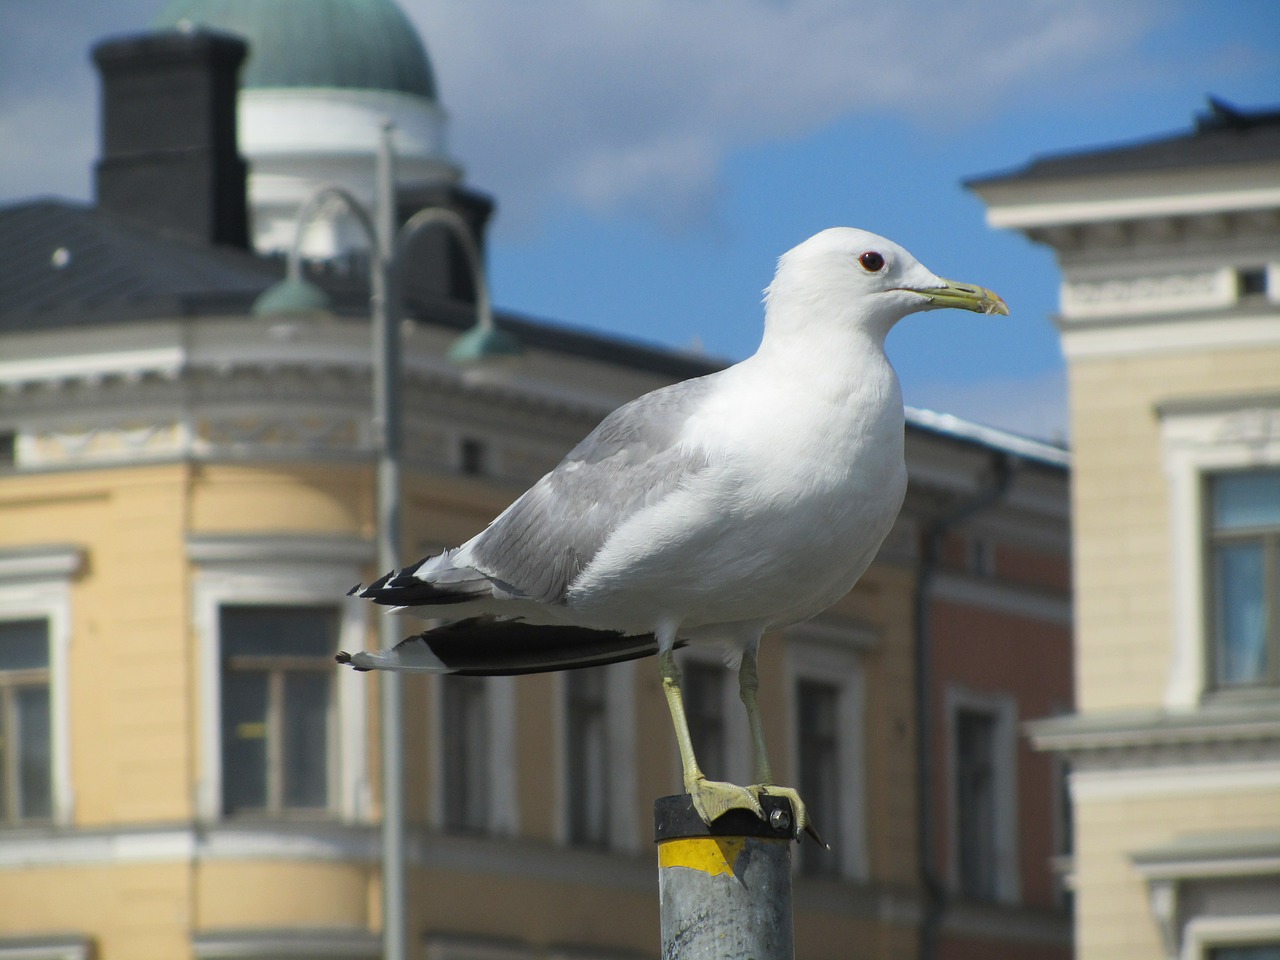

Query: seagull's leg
[
  {"left": 658, "top": 633, "right": 761, "bottom": 825},
  {"left": 739, "top": 642, "right": 815, "bottom": 839}
]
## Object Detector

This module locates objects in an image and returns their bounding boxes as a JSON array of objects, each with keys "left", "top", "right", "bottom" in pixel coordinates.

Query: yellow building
[
  {"left": 972, "top": 99, "right": 1280, "bottom": 959},
  {"left": 0, "top": 7, "right": 1074, "bottom": 960}
]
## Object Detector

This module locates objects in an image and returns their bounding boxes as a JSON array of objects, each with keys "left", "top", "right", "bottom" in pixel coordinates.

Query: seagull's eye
[{"left": 858, "top": 251, "right": 885, "bottom": 273}]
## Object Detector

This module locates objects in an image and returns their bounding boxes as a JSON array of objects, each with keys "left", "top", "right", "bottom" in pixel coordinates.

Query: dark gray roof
[
  {"left": 0, "top": 198, "right": 279, "bottom": 330},
  {"left": 968, "top": 98, "right": 1280, "bottom": 188},
  {"left": 0, "top": 198, "right": 721, "bottom": 381}
]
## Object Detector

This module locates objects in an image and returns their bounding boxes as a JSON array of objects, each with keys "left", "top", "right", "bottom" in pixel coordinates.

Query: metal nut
[{"left": 769, "top": 808, "right": 791, "bottom": 832}]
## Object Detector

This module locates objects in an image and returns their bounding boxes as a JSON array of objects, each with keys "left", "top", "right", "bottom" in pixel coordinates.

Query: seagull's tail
[{"left": 336, "top": 617, "right": 661, "bottom": 676}]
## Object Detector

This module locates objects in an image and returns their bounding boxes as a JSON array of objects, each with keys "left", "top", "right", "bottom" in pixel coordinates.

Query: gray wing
[{"left": 463, "top": 374, "right": 718, "bottom": 604}]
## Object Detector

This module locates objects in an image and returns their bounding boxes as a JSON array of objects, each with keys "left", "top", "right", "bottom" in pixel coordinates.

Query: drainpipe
[{"left": 914, "top": 452, "right": 1017, "bottom": 960}]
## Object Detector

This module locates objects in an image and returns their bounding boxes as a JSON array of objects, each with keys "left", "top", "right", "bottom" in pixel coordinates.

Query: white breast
[{"left": 568, "top": 344, "right": 908, "bottom": 634}]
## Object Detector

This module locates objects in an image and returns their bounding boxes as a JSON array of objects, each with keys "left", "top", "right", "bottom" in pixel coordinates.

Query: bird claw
[{"left": 687, "top": 777, "right": 764, "bottom": 824}]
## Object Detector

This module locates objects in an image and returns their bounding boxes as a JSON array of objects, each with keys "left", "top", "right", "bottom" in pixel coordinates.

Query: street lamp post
[{"left": 252, "top": 123, "right": 518, "bottom": 960}]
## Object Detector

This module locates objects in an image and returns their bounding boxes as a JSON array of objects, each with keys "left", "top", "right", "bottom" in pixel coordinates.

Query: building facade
[
  {"left": 0, "top": 5, "right": 1073, "bottom": 959},
  {"left": 971, "top": 100, "right": 1280, "bottom": 960}
]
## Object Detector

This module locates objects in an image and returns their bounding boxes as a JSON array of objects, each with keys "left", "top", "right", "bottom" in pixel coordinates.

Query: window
[
  {"left": 683, "top": 661, "right": 728, "bottom": 782},
  {"left": 190, "top": 534, "right": 372, "bottom": 824},
  {"left": 955, "top": 708, "right": 999, "bottom": 900},
  {"left": 796, "top": 679, "right": 841, "bottom": 876},
  {"left": 946, "top": 688, "right": 1019, "bottom": 903},
  {"left": 220, "top": 604, "right": 338, "bottom": 816},
  {"left": 557, "top": 661, "right": 636, "bottom": 851},
  {"left": 0, "top": 545, "right": 78, "bottom": 826},
  {"left": 565, "top": 667, "right": 609, "bottom": 846},
  {"left": 787, "top": 633, "right": 870, "bottom": 880},
  {"left": 1236, "top": 267, "right": 1268, "bottom": 300},
  {"left": 968, "top": 537, "right": 996, "bottom": 577},
  {"left": 441, "top": 675, "right": 490, "bottom": 832},
  {"left": 1052, "top": 756, "right": 1075, "bottom": 911},
  {"left": 1160, "top": 403, "right": 1280, "bottom": 706},
  {"left": 1207, "top": 470, "right": 1280, "bottom": 688},
  {"left": 459, "top": 437, "right": 488, "bottom": 476},
  {"left": 0, "top": 618, "right": 52, "bottom": 823}
]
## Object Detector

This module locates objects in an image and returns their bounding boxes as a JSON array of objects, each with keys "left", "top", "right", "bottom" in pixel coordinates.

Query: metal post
[
  {"left": 374, "top": 121, "right": 407, "bottom": 960},
  {"left": 654, "top": 794, "right": 795, "bottom": 960}
]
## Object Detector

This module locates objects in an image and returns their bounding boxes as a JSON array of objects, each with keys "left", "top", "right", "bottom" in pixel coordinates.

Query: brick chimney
[{"left": 92, "top": 29, "right": 250, "bottom": 249}]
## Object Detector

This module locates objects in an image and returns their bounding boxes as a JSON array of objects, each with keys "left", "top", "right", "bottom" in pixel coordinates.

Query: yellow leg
[
  {"left": 660, "top": 648, "right": 761, "bottom": 824},
  {"left": 739, "top": 647, "right": 810, "bottom": 834}
]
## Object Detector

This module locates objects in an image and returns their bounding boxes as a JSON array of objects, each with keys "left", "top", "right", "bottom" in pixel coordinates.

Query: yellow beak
[{"left": 899, "top": 278, "right": 1009, "bottom": 316}]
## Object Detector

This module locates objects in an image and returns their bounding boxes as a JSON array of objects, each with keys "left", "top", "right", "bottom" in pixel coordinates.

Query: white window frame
[
  {"left": 1161, "top": 402, "right": 1280, "bottom": 707},
  {"left": 553, "top": 660, "right": 638, "bottom": 852},
  {"left": 0, "top": 545, "right": 81, "bottom": 826},
  {"left": 1183, "top": 915, "right": 1280, "bottom": 960},
  {"left": 944, "top": 685, "right": 1020, "bottom": 904},
  {"left": 428, "top": 673, "right": 519, "bottom": 836},
  {"left": 673, "top": 645, "right": 751, "bottom": 788},
  {"left": 786, "top": 634, "right": 870, "bottom": 880},
  {"left": 189, "top": 535, "right": 372, "bottom": 824}
]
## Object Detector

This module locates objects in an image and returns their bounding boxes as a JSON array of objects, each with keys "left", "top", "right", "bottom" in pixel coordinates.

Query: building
[
  {"left": 971, "top": 99, "right": 1280, "bottom": 959},
  {"left": 0, "top": 4, "right": 1073, "bottom": 959}
]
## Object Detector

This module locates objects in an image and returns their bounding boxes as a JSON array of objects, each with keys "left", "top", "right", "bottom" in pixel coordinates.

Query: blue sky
[{"left": 3, "top": 0, "right": 1279, "bottom": 441}]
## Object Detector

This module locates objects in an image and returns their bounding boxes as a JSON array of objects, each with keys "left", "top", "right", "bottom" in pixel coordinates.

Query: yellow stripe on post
[{"left": 657, "top": 836, "right": 747, "bottom": 877}]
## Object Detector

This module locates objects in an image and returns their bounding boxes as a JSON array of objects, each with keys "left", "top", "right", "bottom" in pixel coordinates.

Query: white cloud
[{"left": 404, "top": 0, "right": 1166, "bottom": 234}]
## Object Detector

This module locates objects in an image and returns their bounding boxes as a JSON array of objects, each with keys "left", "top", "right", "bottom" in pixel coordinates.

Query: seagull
[{"left": 339, "top": 227, "right": 1008, "bottom": 837}]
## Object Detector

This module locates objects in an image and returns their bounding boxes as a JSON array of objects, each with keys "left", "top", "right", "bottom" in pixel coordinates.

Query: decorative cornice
[
  {"left": 1027, "top": 702, "right": 1280, "bottom": 762},
  {"left": 1158, "top": 392, "right": 1280, "bottom": 419},
  {"left": 1132, "top": 828, "right": 1280, "bottom": 880},
  {"left": 1059, "top": 307, "right": 1280, "bottom": 360},
  {"left": 1060, "top": 267, "right": 1232, "bottom": 320}
]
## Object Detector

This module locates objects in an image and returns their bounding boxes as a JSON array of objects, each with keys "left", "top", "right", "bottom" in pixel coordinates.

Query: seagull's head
[{"left": 765, "top": 227, "right": 1008, "bottom": 345}]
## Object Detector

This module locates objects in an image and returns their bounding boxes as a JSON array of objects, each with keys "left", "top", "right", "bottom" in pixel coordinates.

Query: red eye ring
[{"left": 858, "top": 251, "right": 885, "bottom": 272}]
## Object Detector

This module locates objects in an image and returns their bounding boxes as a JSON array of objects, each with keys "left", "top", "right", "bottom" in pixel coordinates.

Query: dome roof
[{"left": 153, "top": 0, "right": 438, "bottom": 100}]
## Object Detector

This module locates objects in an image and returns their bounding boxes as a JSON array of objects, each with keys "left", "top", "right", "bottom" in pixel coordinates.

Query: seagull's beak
[{"left": 899, "top": 278, "right": 1010, "bottom": 316}]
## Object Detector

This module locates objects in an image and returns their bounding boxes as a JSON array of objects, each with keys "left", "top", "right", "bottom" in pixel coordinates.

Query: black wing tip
[
  {"left": 335, "top": 650, "right": 372, "bottom": 672},
  {"left": 359, "top": 570, "right": 396, "bottom": 599},
  {"left": 356, "top": 566, "right": 485, "bottom": 608}
]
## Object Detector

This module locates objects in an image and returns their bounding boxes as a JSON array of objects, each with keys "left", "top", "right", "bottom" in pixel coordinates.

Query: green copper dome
[{"left": 153, "top": 0, "right": 438, "bottom": 99}]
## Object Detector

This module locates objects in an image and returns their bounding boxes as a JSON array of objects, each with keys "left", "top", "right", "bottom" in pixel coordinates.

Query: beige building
[
  {"left": 0, "top": 5, "right": 1073, "bottom": 959},
  {"left": 971, "top": 99, "right": 1280, "bottom": 959}
]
